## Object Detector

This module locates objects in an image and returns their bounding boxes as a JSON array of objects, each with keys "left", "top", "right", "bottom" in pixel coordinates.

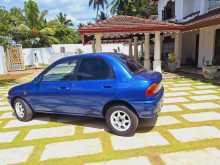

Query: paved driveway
[{"left": 0, "top": 74, "right": 220, "bottom": 165}]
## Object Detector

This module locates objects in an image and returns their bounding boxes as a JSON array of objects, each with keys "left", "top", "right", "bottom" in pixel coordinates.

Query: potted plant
[{"left": 168, "top": 52, "right": 177, "bottom": 72}]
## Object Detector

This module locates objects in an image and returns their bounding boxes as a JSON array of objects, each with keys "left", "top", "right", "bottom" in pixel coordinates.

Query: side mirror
[{"left": 33, "top": 75, "right": 43, "bottom": 84}]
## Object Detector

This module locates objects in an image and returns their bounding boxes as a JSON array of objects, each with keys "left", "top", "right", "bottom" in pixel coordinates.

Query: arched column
[
  {"left": 153, "top": 31, "right": 162, "bottom": 72},
  {"left": 144, "top": 33, "right": 151, "bottom": 70},
  {"left": 95, "top": 33, "right": 102, "bottom": 52},
  {"left": 128, "top": 39, "right": 133, "bottom": 57},
  {"left": 92, "top": 40, "right": 96, "bottom": 53},
  {"left": 175, "top": 31, "right": 182, "bottom": 68},
  {"left": 133, "top": 36, "right": 138, "bottom": 61}
]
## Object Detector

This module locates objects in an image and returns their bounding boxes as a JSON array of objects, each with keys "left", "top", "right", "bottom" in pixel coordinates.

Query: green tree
[
  {"left": 56, "top": 12, "right": 73, "bottom": 27},
  {"left": 89, "top": 0, "right": 108, "bottom": 17},
  {"left": 111, "top": 0, "right": 157, "bottom": 18},
  {"left": 0, "top": 0, "right": 81, "bottom": 47}
]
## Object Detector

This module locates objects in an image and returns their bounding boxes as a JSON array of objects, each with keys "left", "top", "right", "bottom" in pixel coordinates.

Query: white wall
[
  {"left": 158, "top": 0, "right": 209, "bottom": 21},
  {"left": 22, "top": 44, "right": 129, "bottom": 66},
  {"left": 22, "top": 47, "right": 54, "bottom": 66},
  {"left": 198, "top": 25, "right": 220, "bottom": 67},
  {"left": 0, "top": 46, "right": 7, "bottom": 74}
]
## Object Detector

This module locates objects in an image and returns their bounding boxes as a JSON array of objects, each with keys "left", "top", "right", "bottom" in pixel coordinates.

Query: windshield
[{"left": 118, "top": 54, "right": 145, "bottom": 74}]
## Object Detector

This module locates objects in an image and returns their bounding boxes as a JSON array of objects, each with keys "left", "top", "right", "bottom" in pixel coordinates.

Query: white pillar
[
  {"left": 144, "top": 33, "right": 151, "bottom": 70},
  {"left": 133, "top": 36, "right": 138, "bottom": 61},
  {"left": 128, "top": 39, "right": 133, "bottom": 57},
  {"left": 175, "top": 31, "right": 182, "bottom": 68},
  {"left": 153, "top": 31, "right": 162, "bottom": 72},
  {"left": 0, "top": 46, "right": 7, "bottom": 74},
  {"left": 95, "top": 33, "right": 102, "bottom": 52},
  {"left": 92, "top": 40, "right": 96, "bottom": 53}
]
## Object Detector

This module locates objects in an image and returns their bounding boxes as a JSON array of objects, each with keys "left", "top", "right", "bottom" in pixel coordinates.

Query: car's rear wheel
[
  {"left": 13, "top": 98, "right": 34, "bottom": 121},
  {"left": 105, "top": 105, "right": 139, "bottom": 136}
]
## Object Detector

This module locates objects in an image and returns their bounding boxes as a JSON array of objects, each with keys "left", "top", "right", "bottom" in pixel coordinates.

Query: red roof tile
[{"left": 79, "top": 16, "right": 185, "bottom": 35}]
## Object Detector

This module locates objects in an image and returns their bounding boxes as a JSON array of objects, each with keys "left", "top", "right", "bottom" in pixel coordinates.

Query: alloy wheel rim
[
  {"left": 15, "top": 102, "right": 25, "bottom": 118},
  {"left": 110, "top": 110, "right": 131, "bottom": 132}
]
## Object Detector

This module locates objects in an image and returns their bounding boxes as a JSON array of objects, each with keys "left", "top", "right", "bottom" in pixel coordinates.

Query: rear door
[{"left": 68, "top": 56, "right": 117, "bottom": 117}]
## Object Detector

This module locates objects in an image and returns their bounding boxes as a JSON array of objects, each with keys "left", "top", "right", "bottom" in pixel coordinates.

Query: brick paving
[{"left": 0, "top": 74, "right": 220, "bottom": 165}]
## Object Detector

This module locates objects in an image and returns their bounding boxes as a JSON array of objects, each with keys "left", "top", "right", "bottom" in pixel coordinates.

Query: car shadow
[{"left": 33, "top": 113, "right": 157, "bottom": 136}]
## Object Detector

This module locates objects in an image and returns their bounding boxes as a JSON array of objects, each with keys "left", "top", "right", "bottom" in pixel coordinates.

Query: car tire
[
  {"left": 105, "top": 105, "right": 139, "bottom": 136},
  {"left": 13, "top": 98, "right": 34, "bottom": 121}
]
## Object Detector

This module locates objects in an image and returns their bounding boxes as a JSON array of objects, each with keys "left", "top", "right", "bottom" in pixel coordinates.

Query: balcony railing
[{"left": 209, "top": 0, "right": 220, "bottom": 10}]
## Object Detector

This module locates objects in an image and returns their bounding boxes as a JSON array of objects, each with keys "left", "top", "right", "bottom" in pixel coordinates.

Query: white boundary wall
[
  {"left": 22, "top": 44, "right": 129, "bottom": 66},
  {"left": 0, "top": 46, "right": 7, "bottom": 74}
]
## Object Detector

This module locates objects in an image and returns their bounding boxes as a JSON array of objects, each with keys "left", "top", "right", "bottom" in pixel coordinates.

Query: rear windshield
[{"left": 119, "top": 55, "right": 145, "bottom": 74}]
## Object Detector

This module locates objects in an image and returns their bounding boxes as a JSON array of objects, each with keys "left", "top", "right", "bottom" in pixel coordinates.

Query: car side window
[
  {"left": 42, "top": 60, "right": 78, "bottom": 82},
  {"left": 76, "top": 57, "right": 114, "bottom": 80}
]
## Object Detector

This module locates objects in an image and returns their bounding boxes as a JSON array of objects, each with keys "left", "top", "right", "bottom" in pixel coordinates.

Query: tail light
[{"left": 145, "top": 83, "right": 161, "bottom": 96}]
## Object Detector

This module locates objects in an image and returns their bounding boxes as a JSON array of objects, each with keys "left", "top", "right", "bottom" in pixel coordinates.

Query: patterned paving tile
[
  {"left": 1, "top": 74, "right": 220, "bottom": 164},
  {"left": 172, "top": 83, "right": 192, "bottom": 87},
  {"left": 169, "top": 126, "right": 220, "bottom": 142},
  {"left": 85, "top": 156, "right": 152, "bottom": 165},
  {"left": 194, "top": 85, "right": 217, "bottom": 89},
  {"left": 165, "top": 92, "right": 189, "bottom": 97},
  {"left": 0, "top": 112, "right": 14, "bottom": 119},
  {"left": 182, "top": 112, "right": 220, "bottom": 122},
  {"left": 0, "top": 105, "right": 11, "bottom": 112},
  {"left": 161, "top": 148, "right": 220, "bottom": 165},
  {"left": 191, "top": 90, "right": 218, "bottom": 94},
  {"left": 161, "top": 105, "right": 182, "bottom": 112},
  {"left": 0, "top": 146, "right": 33, "bottom": 165},
  {"left": 189, "top": 95, "right": 220, "bottom": 101},
  {"left": 41, "top": 138, "right": 102, "bottom": 160},
  {"left": 0, "top": 131, "right": 19, "bottom": 143},
  {"left": 164, "top": 97, "right": 190, "bottom": 104},
  {"left": 111, "top": 132, "right": 169, "bottom": 150},
  {"left": 183, "top": 102, "right": 220, "bottom": 110},
  {"left": 169, "top": 87, "right": 193, "bottom": 91},
  {"left": 4, "top": 117, "right": 49, "bottom": 128},
  {"left": 25, "top": 126, "right": 75, "bottom": 140},
  {"left": 83, "top": 127, "right": 104, "bottom": 134},
  {"left": 155, "top": 116, "right": 180, "bottom": 126}
]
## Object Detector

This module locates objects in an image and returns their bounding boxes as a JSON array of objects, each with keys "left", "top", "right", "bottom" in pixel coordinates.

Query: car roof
[{"left": 58, "top": 52, "right": 125, "bottom": 61}]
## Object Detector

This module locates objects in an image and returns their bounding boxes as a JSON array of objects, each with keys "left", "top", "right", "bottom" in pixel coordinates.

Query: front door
[
  {"left": 214, "top": 29, "right": 220, "bottom": 65},
  {"left": 31, "top": 58, "right": 79, "bottom": 113}
]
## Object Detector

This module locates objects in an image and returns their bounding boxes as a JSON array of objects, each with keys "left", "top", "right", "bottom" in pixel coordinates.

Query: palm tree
[
  {"left": 89, "top": 0, "right": 108, "bottom": 17},
  {"left": 56, "top": 12, "right": 73, "bottom": 27},
  {"left": 110, "top": 0, "right": 157, "bottom": 18},
  {"left": 16, "top": 0, "right": 58, "bottom": 47}
]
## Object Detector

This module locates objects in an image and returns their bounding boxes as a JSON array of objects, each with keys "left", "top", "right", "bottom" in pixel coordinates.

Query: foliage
[
  {"left": 110, "top": 0, "right": 157, "bottom": 18},
  {"left": 0, "top": 1, "right": 81, "bottom": 48},
  {"left": 89, "top": 0, "right": 108, "bottom": 17},
  {"left": 168, "top": 52, "right": 176, "bottom": 63}
]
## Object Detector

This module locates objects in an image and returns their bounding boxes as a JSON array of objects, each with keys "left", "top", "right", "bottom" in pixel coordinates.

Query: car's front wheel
[
  {"left": 13, "top": 98, "right": 34, "bottom": 121},
  {"left": 105, "top": 105, "right": 139, "bottom": 136}
]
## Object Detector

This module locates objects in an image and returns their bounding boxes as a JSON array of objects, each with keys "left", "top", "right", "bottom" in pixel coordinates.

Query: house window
[
  {"left": 208, "top": 0, "right": 220, "bottom": 10},
  {"left": 162, "top": 0, "right": 175, "bottom": 20}
]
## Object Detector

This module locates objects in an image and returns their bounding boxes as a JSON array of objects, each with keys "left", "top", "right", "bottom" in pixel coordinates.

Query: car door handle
[
  {"left": 57, "top": 86, "right": 70, "bottom": 90},
  {"left": 103, "top": 85, "right": 112, "bottom": 88}
]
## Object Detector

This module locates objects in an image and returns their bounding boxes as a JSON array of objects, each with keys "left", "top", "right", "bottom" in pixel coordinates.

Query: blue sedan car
[{"left": 8, "top": 53, "right": 163, "bottom": 136}]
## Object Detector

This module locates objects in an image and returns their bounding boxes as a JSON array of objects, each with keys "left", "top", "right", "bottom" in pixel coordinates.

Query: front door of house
[{"left": 214, "top": 29, "right": 220, "bottom": 65}]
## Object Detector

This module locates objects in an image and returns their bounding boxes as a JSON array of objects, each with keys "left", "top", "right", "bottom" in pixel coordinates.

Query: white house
[{"left": 158, "top": 0, "right": 220, "bottom": 68}]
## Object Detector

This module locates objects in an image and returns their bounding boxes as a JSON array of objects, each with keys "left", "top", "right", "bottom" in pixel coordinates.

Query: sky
[{"left": 1, "top": 0, "right": 111, "bottom": 26}]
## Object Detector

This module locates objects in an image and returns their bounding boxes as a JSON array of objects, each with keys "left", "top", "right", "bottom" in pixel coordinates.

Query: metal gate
[{"left": 6, "top": 45, "right": 25, "bottom": 71}]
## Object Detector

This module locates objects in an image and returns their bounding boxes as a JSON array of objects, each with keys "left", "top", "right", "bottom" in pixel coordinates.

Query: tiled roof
[
  {"left": 79, "top": 15, "right": 185, "bottom": 35},
  {"left": 182, "top": 8, "right": 220, "bottom": 30}
]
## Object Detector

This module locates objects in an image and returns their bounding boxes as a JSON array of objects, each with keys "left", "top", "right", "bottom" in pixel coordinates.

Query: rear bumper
[{"left": 130, "top": 87, "right": 164, "bottom": 119}]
